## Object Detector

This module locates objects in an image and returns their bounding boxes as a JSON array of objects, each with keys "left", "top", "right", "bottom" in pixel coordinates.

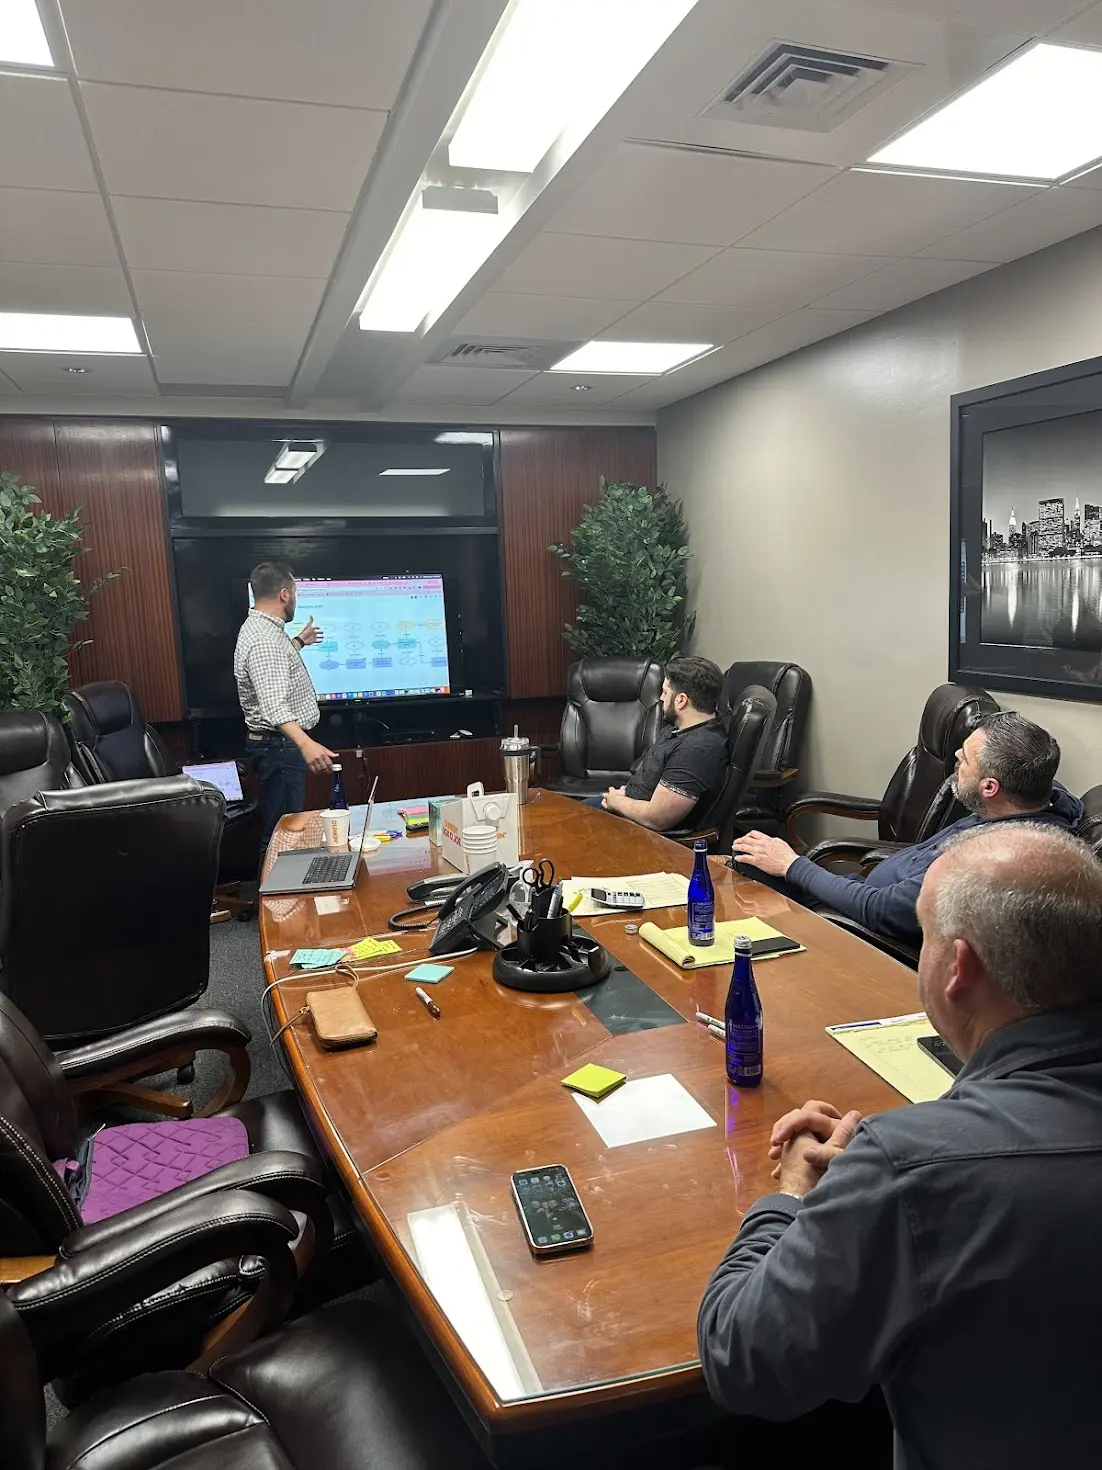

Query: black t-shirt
[{"left": 624, "top": 717, "right": 728, "bottom": 825}]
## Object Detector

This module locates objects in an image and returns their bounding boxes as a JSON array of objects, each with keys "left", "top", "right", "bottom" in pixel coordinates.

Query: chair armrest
[
  {"left": 8, "top": 1191, "right": 299, "bottom": 1385},
  {"left": 60, "top": 1151, "right": 328, "bottom": 1260},
  {"left": 57, "top": 1009, "right": 252, "bottom": 1115},
  {"left": 803, "top": 836, "right": 884, "bottom": 868},
  {"left": 819, "top": 912, "right": 920, "bottom": 970},
  {"left": 750, "top": 767, "right": 798, "bottom": 789},
  {"left": 785, "top": 792, "right": 882, "bottom": 848}
]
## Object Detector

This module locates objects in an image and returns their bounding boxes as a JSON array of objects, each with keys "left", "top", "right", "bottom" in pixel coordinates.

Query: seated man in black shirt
[{"left": 600, "top": 655, "right": 728, "bottom": 832}]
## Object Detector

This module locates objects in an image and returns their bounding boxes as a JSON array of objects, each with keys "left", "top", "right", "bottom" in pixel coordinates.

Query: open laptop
[
  {"left": 182, "top": 760, "right": 244, "bottom": 804},
  {"left": 260, "top": 777, "right": 378, "bottom": 896}
]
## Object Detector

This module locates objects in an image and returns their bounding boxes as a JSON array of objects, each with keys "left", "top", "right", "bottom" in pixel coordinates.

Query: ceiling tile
[
  {"left": 492, "top": 233, "right": 715, "bottom": 301},
  {"left": 0, "top": 370, "right": 21, "bottom": 394},
  {"left": 813, "top": 257, "right": 991, "bottom": 312},
  {"left": 0, "top": 189, "right": 119, "bottom": 267},
  {"left": 454, "top": 291, "right": 637, "bottom": 342},
  {"left": 62, "top": 0, "right": 431, "bottom": 111},
  {"left": 0, "top": 76, "right": 98, "bottom": 192},
  {"left": 917, "top": 187, "right": 1102, "bottom": 262},
  {"left": 82, "top": 84, "right": 386, "bottom": 210},
  {"left": 738, "top": 171, "right": 1032, "bottom": 258},
  {"left": 875, "top": 0, "right": 1083, "bottom": 26},
  {"left": 112, "top": 197, "right": 350, "bottom": 278},
  {"left": 0, "top": 352, "right": 158, "bottom": 396},
  {"left": 658, "top": 247, "right": 892, "bottom": 309},
  {"left": 132, "top": 270, "right": 325, "bottom": 385},
  {"left": 0, "top": 262, "right": 133, "bottom": 315},
  {"left": 599, "top": 300, "right": 782, "bottom": 343},
  {"left": 547, "top": 144, "right": 836, "bottom": 248},
  {"left": 391, "top": 365, "right": 539, "bottom": 406},
  {"left": 496, "top": 371, "right": 657, "bottom": 407}
]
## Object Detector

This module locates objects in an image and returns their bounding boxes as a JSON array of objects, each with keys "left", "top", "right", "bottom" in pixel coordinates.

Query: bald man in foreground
[{"left": 698, "top": 825, "right": 1102, "bottom": 1470}]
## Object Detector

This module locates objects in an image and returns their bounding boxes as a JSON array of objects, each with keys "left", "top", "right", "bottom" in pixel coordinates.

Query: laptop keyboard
[{"left": 303, "top": 854, "right": 352, "bottom": 885}]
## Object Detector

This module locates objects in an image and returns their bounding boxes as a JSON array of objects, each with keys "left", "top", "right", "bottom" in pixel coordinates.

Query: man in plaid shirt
[{"left": 234, "top": 561, "right": 335, "bottom": 852}]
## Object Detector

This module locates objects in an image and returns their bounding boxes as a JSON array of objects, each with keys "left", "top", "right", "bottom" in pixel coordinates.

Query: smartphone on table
[
  {"left": 511, "top": 1165, "right": 593, "bottom": 1256},
  {"left": 917, "top": 1034, "right": 963, "bottom": 1077}
]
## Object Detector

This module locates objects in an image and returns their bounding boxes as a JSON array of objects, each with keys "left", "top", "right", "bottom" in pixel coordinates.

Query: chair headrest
[
  {"left": 570, "top": 658, "right": 664, "bottom": 705},
  {"left": 4, "top": 775, "right": 214, "bottom": 829},
  {"left": 66, "top": 681, "right": 138, "bottom": 739},
  {"left": 918, "top": 683, "right": 999, "bottom": 762},
  {"left": 0, "top": 713, "right": 60, "bottom": 777}
]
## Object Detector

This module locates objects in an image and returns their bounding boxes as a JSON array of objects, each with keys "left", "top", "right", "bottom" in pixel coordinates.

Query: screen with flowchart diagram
[{"left": 289, "top": 575, "right": 451, "bottom": 701}]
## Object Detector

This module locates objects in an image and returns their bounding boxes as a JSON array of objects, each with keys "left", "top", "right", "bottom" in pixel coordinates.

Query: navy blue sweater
[{"left": 782, "top": 784, "right": 1084, "bottom": 945}]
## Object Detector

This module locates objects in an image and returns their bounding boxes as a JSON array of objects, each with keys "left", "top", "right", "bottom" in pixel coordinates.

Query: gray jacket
[{"left": 698, "top": 1001, "right": 1102, "bottom": 1470}]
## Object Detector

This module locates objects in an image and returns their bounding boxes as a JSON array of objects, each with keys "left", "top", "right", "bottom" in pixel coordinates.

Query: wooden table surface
[{"left": 260, "top": 793, "right": 919, "bottom": 1441}]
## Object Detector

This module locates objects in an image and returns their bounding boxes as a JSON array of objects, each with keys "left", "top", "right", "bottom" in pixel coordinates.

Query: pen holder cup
[{"left": 517, "top": 911, "right": 574, "bottom": 962}]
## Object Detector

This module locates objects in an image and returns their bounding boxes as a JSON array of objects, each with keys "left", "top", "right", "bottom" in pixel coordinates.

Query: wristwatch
[{"left": 291, "top": 635, "right": 303, "bottom": 650}]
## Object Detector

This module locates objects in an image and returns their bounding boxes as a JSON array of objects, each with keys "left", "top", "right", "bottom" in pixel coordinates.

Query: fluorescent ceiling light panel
[
  {"left": 0, "top": 0, "right": 54, "bottom": 67},
  {"left": 550, "top": 341, "right": 713, "bottom": 375},
  {"left": 448, "top": 0, "right": 699, "bottom": 173},
  {"left": 359, "top": 193, "right": 504, "bottom": 334},
  {"left": 275, "top": 441, "right": 324, "bottom": 471},
  {"left": 435, "top": 431, "right": 493, "bottom": 445},
  {"left": 264, "top": 468, "right": 298, "bottom": 485},
  {"left": 0, "top": 312, "right": 141, "bottom": 354},
  {"left": 380, "top": 467, "right": 450, "bottom": 476},
  {"left": 868, "top": 43, "right": 1102, "bottom": 181}
]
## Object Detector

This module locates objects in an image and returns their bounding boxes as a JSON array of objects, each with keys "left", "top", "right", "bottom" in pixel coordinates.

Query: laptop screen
[{"left": 183, "top": 760, "right": 243, "bottom": 803}]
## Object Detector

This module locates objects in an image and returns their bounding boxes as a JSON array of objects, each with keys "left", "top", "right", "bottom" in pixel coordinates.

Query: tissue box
[{"left": 428, "top": 795, "right": 458, "bottom": 847}]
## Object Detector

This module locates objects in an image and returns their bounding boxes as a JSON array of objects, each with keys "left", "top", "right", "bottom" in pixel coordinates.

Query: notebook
[{"left": 639, "top": 917, "right": 803, "bottom": 969}]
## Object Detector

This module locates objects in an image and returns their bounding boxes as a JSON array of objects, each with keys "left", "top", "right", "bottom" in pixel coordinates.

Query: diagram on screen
[{"left": 291, "top": 576, "right": 451, "bottom": 700}]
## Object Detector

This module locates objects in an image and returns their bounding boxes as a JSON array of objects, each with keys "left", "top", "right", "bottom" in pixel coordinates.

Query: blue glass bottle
[
  {"left": 725, "top": 935, "right": 763, "bottom": 1087},
  {"left": 687, "top": 838, "right": 715, "bottom": 946},
  {"left": 329, "top": 763, "right": 348, "bottom": 811}
]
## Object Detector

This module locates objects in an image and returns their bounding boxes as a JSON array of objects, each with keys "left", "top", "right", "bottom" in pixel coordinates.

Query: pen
[
  {"left": 829, "top": 1019, "right": 884, "bottom": 1032},
  {"left": 547, "top": 883, "right": 564, "bottom": 918},
  {"left": 566, "top": 890, "right": 584, "bottom": 913},
  {"left": 695, "top": 1010, "right": 723, "bottom": 1028},
  {"left": 707, "top": 1022, "right": 725, "bottom": 1041},
  {"left": 415, "top": 986, "right": 441, "bottom": 1018}
]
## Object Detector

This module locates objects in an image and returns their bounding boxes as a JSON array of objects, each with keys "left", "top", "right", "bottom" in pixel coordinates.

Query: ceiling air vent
[
  {"left": 704, "top": 42, "right": 913, "bottom": 133},
  {"left": 429, "top": 340, "right": 573, "bottom": 371}
]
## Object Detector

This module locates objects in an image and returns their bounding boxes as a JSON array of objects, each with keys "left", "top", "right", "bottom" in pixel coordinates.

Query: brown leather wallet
[{"left": 306, "top": 987, "right": 377, "bottom": 1048}]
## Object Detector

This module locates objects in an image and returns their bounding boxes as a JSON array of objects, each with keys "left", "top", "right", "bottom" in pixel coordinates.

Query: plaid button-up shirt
[{"left": 233, "top": 608, "right": 319, "bottom": 733}]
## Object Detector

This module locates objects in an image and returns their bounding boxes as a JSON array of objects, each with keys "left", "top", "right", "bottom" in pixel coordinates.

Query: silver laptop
[{"left": 260, "top": 778, "right": 378, "bottom": 896}]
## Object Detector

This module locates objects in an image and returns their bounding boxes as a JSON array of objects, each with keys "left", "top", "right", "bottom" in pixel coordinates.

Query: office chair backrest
[
  {"left": 0, "top": 1293, "right": 46, "bottom": 1470},
  {"left": 559, "top": 658, "right": 664, "bottom": 782},
  {"left": 0, "top": 777, "right": 224, "bottom": 1047},
  {"left": 722, "top": 661, "right": 811, "bottom": 774},
  {"left": 0, "top": 712, "right": 81, "bottom": 820},
  {"left": 685, "top": 685, "right": 777, "bottom": 851},
  {"left": 1076, "top": 786, "right": 1102, "bottom": 860},
  {"left": 879, "top": 683, "right": 1000, "bottom": 844},
  {"left": 62, "top": 681, "right": 179, "bottom": 785}
]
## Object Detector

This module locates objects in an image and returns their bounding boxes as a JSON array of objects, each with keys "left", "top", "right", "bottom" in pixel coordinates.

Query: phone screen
[{"left": 511, "top": 1165, "right": 592, "bottom": 1251}]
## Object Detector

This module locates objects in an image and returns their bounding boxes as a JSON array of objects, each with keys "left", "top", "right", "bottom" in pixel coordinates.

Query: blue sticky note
[
  {"left": 405, "top": 962, "right": 453, "bottom": 985},
  {"left": 291, "top": 948, "right": 343, "bottom": 969}
]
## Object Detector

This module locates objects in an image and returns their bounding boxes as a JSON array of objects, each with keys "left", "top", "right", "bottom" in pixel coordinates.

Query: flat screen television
[{"left": 256, "top": 575, "right": 453, "bottom": 701}]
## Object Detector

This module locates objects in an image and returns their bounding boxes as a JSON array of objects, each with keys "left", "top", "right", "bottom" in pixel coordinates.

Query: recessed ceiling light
[
  {"left": 62, "top": 365, "right": 89, "bottom": 374},
  {"left": 0, "top": 313, "right": 141, "bottom": 354},
  {"left": 550, "top": 341, "right": 714, "bottom": 375},
  {"left": 435, "top": 430, "right": 493, "bottom": 445},
  {"left": 572, "top": 384, "right": 593, "bottom": 392},
  {"left": 275, "top": 440, "right": 325, "bottom": 471},
  {"left": 0, "top": 0, "right": 54, "bottom": 67},
  {"left": 264, "top": 468, "right": 298, "bottom": 485},
  {"left": 868, "top": 43, "right": 1102, "bottom": 182},
  {"left": 379, "top": 468, "right": 451, "bottom": 476}
]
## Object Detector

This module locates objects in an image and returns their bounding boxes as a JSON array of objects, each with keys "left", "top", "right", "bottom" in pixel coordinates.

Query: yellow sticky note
[
  {"left": 561, "top": 1063, "right": 627, "bottom": 1101},
  {"left": 346, "top": 936, "right": 401, "bottom": 960}
]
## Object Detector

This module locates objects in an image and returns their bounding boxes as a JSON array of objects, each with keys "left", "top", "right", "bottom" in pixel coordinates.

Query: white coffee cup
[
  {"left": 323, "top": 808, "right": 351, "bottom": 850},
  {"left": 462, "top": 822, "right": 499, "bottom": 860}
]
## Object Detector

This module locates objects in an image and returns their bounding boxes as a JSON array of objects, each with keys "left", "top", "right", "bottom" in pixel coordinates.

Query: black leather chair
[
  {"left": 0, "top": 711, "right": 82, "bottom": 818},
  {"left": 667, "top": 685, "right": 777, "bottom": 852},
  {"left": 722, "top": 661, "right": 812, "bottom": 838},
  {"left": 63, "top": 681, "right": 261, "bottom": 917},
  {"left": 786, "top": 683, "right": 1000, "bottom": 865},
  {"left": 0, "top": 777, "right": 223, "bottom": 1046},
  {"left": 546, "top": 657, "right": 664, "bottom": 798}
]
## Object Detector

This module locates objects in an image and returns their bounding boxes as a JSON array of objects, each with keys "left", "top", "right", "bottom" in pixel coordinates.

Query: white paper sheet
[
  {"left": 573, "top": 1074, "right": 716, "bottom": 1148},
  {"left": 563, "top": 872, "right": 689, "bottom": 917}
]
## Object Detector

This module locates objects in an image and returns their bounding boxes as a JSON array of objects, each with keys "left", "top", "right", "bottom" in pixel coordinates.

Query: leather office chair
[
  {"left": 786, "top": 683, "right": 1000, "bottom": 864},
  {"left": 0, "top": 991, "right": 367, "bottom": 1403},
  {"left": 722, "top": 660, "right": 812, "bottom": 838},
  {"left": 0, "top": 777, "right": 222, "bottom": 1047},
  {"left": 0, "top": 711, "right": 82, "bottom": 819},
  {"left": 667, "top": 685, "right": 777, "bottom": 853},
  {"left": 545, "top": 657, "right": 664, "bottom": 798},
  {"left": 63, "top": 681, "right": 260, "bottom": 918}
]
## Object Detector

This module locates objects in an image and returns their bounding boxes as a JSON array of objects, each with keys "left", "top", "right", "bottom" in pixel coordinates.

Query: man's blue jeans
[{"left": 246, "top": 732, "right": 309, "bottom": 854}]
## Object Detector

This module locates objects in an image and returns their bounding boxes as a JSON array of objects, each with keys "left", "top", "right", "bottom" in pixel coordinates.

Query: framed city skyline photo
[{"left": 951, "top": 354, "right": 1102, "bottom": 704}]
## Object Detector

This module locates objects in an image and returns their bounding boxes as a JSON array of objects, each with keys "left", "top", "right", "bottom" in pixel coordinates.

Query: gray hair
[
  {"left": 930, "top": 825, "right": 1102, "bottom": 1011},
  {"left": 974, "top": 712, "right": 1060, "bottom": 806}
]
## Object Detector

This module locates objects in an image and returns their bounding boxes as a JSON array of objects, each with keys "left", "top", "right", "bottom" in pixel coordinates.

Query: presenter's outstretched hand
[
  {"left": 301, "top": 737, "right": 336, "bottom": 774},
  {"left": 298, "top": 616, "right": 324, "bottom": 646}
]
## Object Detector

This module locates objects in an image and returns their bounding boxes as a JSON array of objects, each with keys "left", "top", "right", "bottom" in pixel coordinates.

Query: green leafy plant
[
  {"left": 0, "top": 470, "right": 115, "bottom": 716},
  {"left": 549, "top": 478, "right": 695, "bottom": 662}
]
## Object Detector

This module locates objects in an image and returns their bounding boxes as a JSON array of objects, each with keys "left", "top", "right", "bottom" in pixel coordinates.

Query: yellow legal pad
[
  {"left": 639, "top": 917, "right": 804, "bottom": 969},
  {"left": 826, "top": 1013, "right": 952, "bottom": 1104},
  {"left": 561, "top": 1063, "right": 627, "bottom": 1101}
]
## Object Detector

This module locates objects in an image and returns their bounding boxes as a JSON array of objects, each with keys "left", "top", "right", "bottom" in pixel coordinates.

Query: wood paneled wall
[
  {"left": 498, "top": 427, "right": 658, "bottom": 700},
  {"left": 0, "top": 418, "right": 182, "bottom": 721}
]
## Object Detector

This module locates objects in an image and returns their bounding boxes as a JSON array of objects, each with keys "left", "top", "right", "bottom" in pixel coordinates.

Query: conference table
[{"left": 260, "top": 793, "right": 919, "bottom": 1464}]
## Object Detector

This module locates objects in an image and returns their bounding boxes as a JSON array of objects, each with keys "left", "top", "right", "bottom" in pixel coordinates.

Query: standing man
[{"left": 235, "top": 561, "right": 335, "bottom": 852}]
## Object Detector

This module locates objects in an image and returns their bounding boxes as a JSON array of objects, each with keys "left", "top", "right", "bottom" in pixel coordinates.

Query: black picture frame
[{"left": 951, "top": 352, "right": 1102, "bottom": 704}]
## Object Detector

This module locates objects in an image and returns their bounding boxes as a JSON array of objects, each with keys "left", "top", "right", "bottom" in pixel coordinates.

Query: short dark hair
[
  {"left": 665, "top": 656, "right": 723, "bottom": 715},
  {"left": 249, "top": 561, "right": 295, "bottom": 602},
  {"left": 974, "top": 711, "right": 1060, "bottom": 807}
]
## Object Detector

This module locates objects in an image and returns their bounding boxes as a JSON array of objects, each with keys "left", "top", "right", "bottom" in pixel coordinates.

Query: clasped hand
[{"left": 769, "top": 1098, "right": 862, "bottom": 1198}]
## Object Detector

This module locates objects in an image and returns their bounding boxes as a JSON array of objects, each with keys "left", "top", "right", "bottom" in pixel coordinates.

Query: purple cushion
[{"left": 78, "top": 1117, "right": 250, "bottom": 1223}]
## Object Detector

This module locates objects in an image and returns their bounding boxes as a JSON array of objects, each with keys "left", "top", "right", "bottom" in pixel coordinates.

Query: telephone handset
[{"left": 430, "top": 862, "right": 511, "bottom": 955}]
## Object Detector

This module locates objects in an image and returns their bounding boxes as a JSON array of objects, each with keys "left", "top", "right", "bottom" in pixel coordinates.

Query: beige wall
[{"left": 658, "top": 225, "right": 1102, "bottom": 806}]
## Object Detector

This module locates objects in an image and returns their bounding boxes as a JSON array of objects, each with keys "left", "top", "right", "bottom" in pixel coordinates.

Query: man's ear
[
  {"left": 978, "top": 775, "right": 1000, "bottom": 801},
  {"left": 945, "top": 937, "right": 983, "bottom": 1004}
]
